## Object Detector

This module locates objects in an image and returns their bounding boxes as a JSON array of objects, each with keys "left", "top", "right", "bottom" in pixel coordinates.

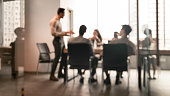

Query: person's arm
[
  {"left": 88, "top": 40, "right": 94, "bottom": 56},
  {"left": 95, "top": 36, "right": 101, "bottom": 43},
  {"left": 127, "top": 41, "right": 137, "bottom": 56},
  {"left": 150, "top": 37, "right": 154, "bottom": 43}
]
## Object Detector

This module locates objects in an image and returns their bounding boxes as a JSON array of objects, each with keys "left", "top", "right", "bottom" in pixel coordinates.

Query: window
[
  {"left": 61, "top": 0, "right": 170, "bottom": 49},
  {"left": 61, "top": 0, "right": 129, "bottom": 43},
  {"left": 1, "top": 0, "right": 25, "bottom": 47},
  {"left": 129, "top": 0, "right": 170, "bottom": 50}
]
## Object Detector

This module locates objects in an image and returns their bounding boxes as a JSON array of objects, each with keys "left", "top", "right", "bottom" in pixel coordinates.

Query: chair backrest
[
  {"left": 36, "top": 43, "right": 51, "bottom": 61},
  {"left": 68, "top": 43, "right": 92, "bottom": 69},
  {"left": 103, "top": 44, "right": 128, "bottom": 71}
]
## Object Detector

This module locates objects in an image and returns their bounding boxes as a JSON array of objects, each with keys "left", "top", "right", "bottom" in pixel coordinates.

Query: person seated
[
  {"left": 89, "top": 29, "right": 103, "bottom": 61},
  {"left": 112, "top": 31, "right": 119, "bottom": 40},
  {"left": 104, "top": 25, "right": 136, "bottom": 85},
  {"left": 10, "top": 27, "right": 25, "bottom": 78},
  {"left": 89, "top": 29, "right": 102, "bottom": 48},
  {"left": 68, "top": 25, "right": 98, "bottom": 83}
]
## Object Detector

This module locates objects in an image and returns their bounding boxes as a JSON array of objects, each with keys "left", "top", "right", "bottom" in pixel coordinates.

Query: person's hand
[
  {"left": 90, "top": 35, "right": 97, "bottom": 40},
  {"left": 94, "top": 35, "right": 99, "bottom": 40},
  {"left": 64, "top": 31, "right": 75, "bottom": 36},
  {"left": 69, "top": 30, "right": 75, "bottom": 34}
]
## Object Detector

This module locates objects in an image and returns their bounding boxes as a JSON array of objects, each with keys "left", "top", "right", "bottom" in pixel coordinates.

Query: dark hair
[
  {"left": 144, "top": 28, "right": 152, "bottom": 35},
  {"left": 57, "top": 8, "right": 65, "bottom": 15},
  {"left": 14, "top": 27, "right": 24, "bottom": 36},
  {"left": 94, "top": 29, "right": 102, "bottom": 41},
  {"left": 79, "top": 25, "right": 87, "bottom": 36},
  {"left": 122, "top": 25, "right": 132, "bottom": 35}
]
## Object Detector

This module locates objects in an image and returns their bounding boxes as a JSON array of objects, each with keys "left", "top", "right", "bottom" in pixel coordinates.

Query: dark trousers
[
  {"left": 50, "top": 39, "right": 67, "bottom": 76},
  {"left": 104, "top": 70, "right": 122, "bottom": 80},
  {"left": 78, "top": 56, "right": 98, "bottom": 77}
]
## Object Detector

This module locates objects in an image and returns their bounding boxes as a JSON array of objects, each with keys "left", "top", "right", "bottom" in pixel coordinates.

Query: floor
[
  {"left": 1, "top": 67, "right": 170, "bottom": 96},
  {"left": 0, "top": 65, "right": 24, "bottom": 96}
]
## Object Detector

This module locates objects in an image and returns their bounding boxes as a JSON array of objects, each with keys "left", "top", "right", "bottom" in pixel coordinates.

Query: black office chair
[
  {"left": 36, "top": 43, "right": 54, "bottom": 74},
  {"left": 102, "top": 44, "right": 130, "bottom": 89},
  {"left": 66, "top": 43, "right": 93, "bottom": 83}
]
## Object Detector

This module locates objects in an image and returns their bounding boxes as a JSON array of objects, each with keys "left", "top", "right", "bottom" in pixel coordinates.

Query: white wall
[{"left": 25, "top": 0, "right": 60, "bottom": 72}]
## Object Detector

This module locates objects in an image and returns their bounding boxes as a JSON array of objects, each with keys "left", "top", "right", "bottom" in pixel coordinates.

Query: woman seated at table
[
  {"left": 89, "top": 29, "right": 102, "bottom": 48},
  {"left": 89, "top": 29, "right": 103, "bottom": 61}
]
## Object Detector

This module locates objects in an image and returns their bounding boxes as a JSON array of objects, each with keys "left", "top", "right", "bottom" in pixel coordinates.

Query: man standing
[{"left": 49, "top": 8, "right": 74, "bottom": 81}]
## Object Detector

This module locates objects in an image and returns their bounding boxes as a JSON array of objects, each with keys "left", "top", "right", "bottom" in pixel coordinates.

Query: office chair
[
  {"left": 66, "top": 43, "right": 93, "bottom": 84},
  {"left": 36, "top": 43, "right": 54, "bottom": 74},
  {"left": 102, "top": 44, "right": 130, "bottom": 89}
]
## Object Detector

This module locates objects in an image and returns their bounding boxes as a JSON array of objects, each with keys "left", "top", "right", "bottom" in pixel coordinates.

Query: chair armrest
[
  {"left": 89, "top": 56, "right": 93, "bottom": 61},
  {"left": 127, "top": 56, "right": 130, "bottom": 65},
  {"left": 89, "top": 56, "right": 94, "bottom": 70}
]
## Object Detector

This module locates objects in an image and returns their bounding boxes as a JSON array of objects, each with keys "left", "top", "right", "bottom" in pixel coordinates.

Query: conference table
[
  {"left": 0, "top": 47, "right": 12, "bottom": 71},
  {"left": 0, "top": 46, "right": 12, "bottom": 56},
  {"left": 95, "top": 48, "right": 170, "bottom": 55},
  {"left": 0, "top": 47, "right": 12, "bottom": 62},
  {"left": 64, "top": 47, "right": 103, "bottom": 54}
]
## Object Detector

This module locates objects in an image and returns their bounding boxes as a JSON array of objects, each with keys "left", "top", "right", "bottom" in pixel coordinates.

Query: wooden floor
[
  {"left": 1, "top": 68, "right": 170, "bottom": 96},
  {"left": 0, "top": 68, "right": 170, "bottom": 96}
]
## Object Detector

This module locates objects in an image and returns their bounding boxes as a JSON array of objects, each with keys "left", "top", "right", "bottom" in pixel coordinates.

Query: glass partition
[
  {"left": 129, "top": 0, "right": 170, "bottom": 95},
  {"left": 0, "top": 0, "right": 24, "bottom": 96}
]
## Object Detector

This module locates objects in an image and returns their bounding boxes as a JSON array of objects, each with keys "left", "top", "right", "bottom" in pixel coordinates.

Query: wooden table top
[
  {"left": 0, "top": 47, "right": 12, "bottom": 56},
  {"left": 139, "top": 49, "right": 170, "bottom": 55},
  {"left": 64, "top": 47, "right": 170, "bottom": 55}
]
